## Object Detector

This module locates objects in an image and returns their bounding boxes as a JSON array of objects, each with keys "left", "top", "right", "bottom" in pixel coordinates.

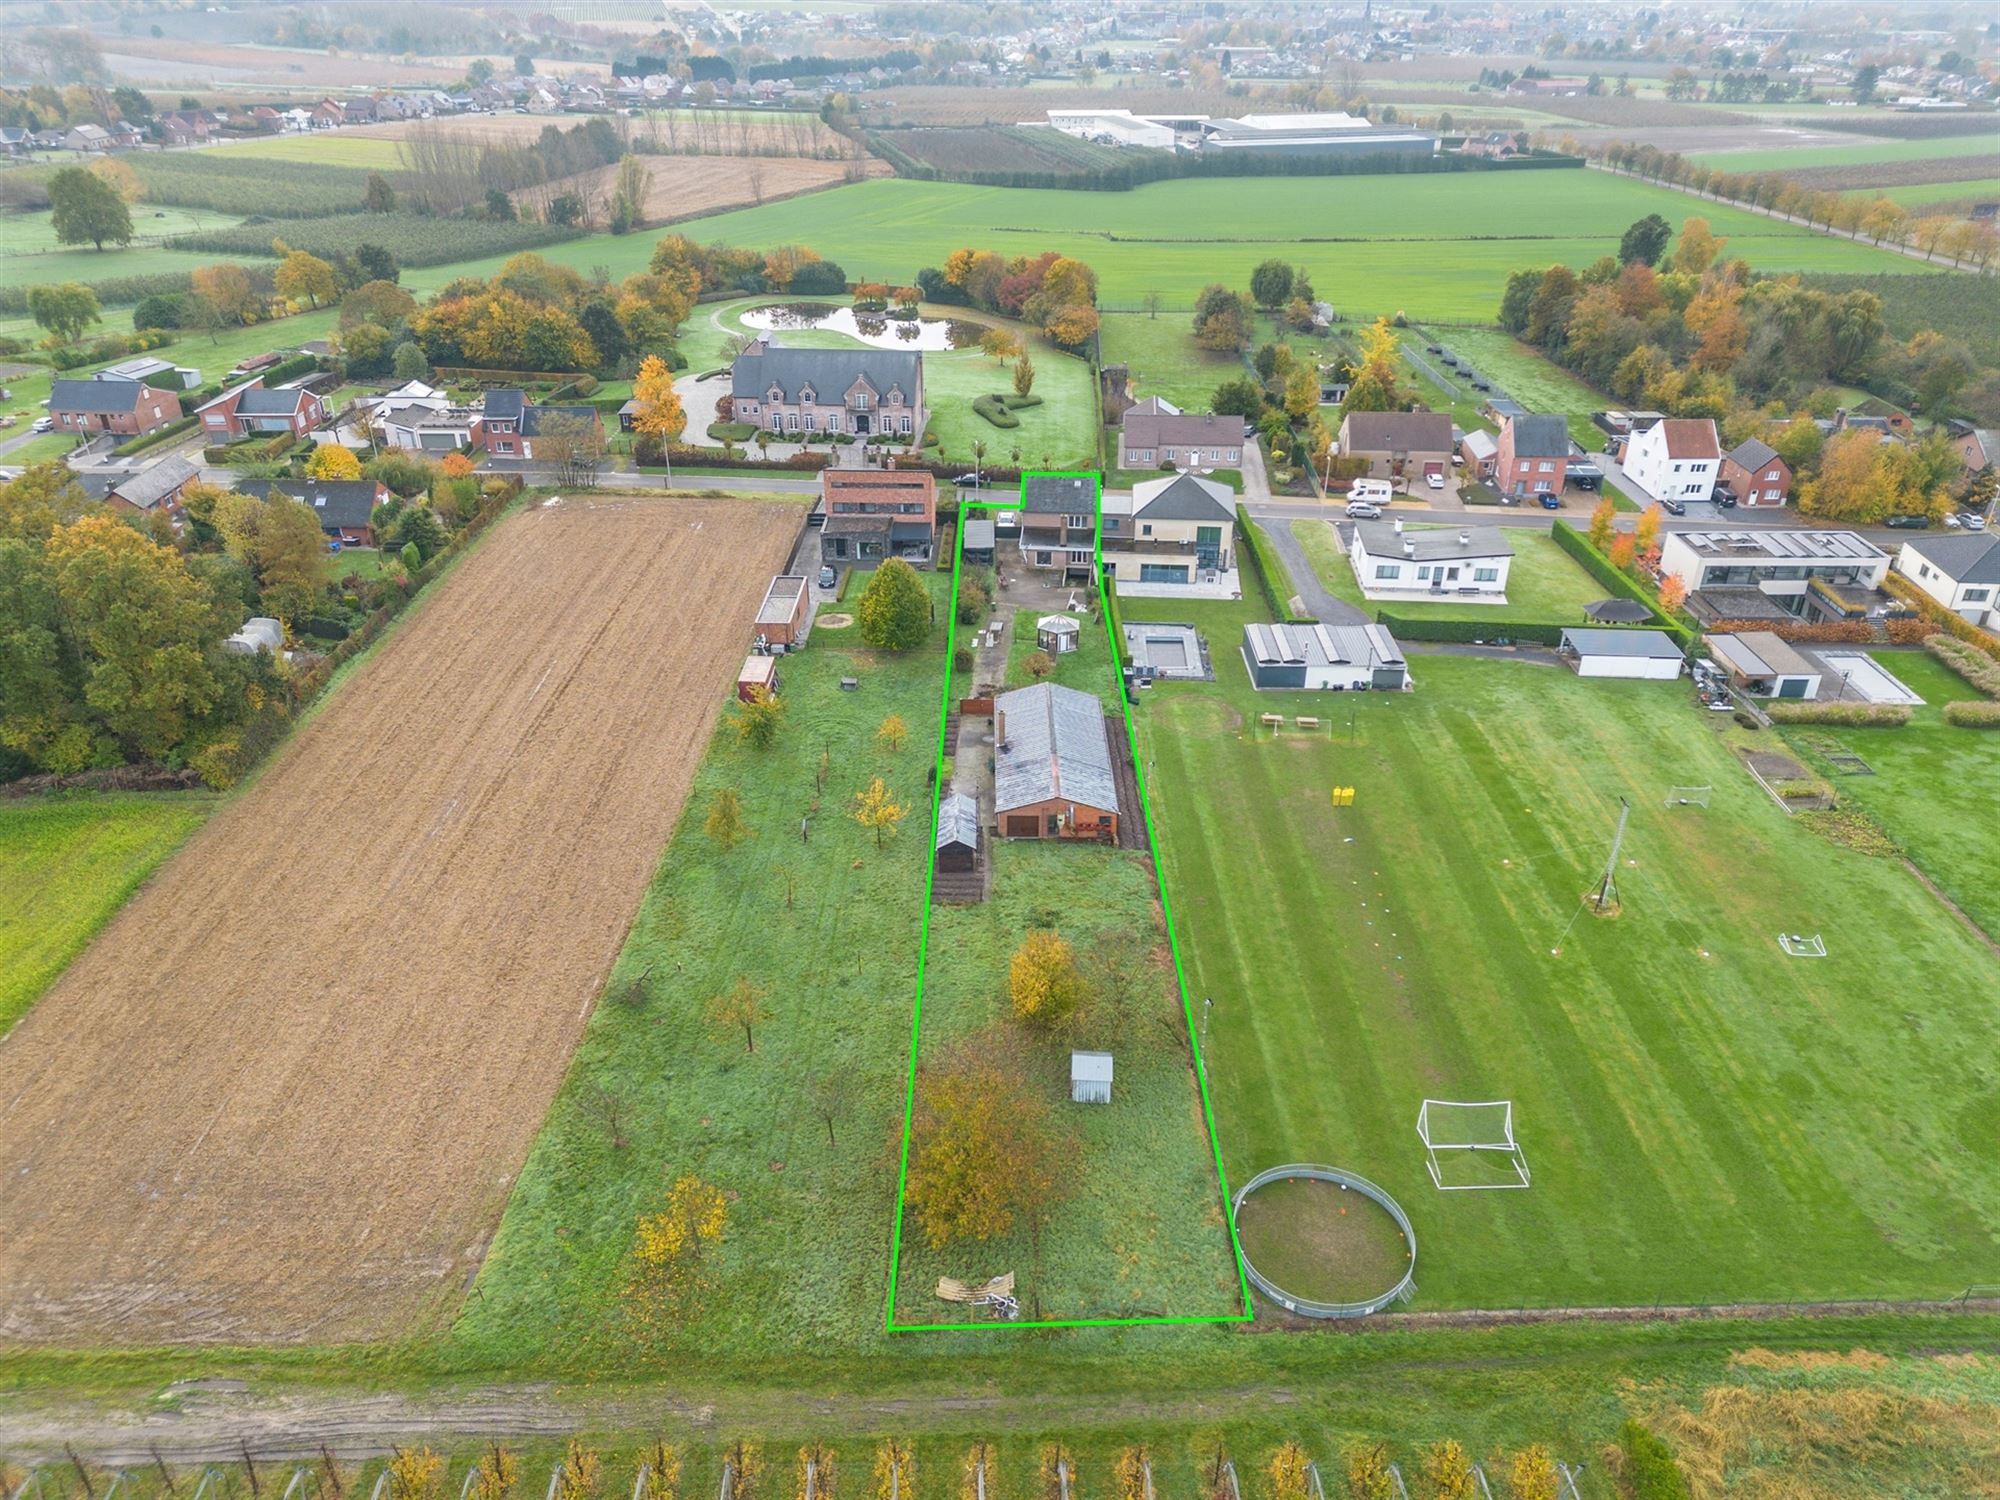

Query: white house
[
  {"left": 1659, "top": 529, "right": 1890, "bottom": 617},
  {"left": 1622, "top": 418, "right": 1720, "bottom": 504},
  {"left": 1559, "top": 627, "right": 1684, "bottom": 680},
  {"left": 1099, "top": 472, "right": 1236, "bottom": 588},
  {"left": 1895, "top": 534, "right": 2000, "bottom": 627},
  {"left": 1348, "top": 520, "right": 1514, "bottom": 600}
]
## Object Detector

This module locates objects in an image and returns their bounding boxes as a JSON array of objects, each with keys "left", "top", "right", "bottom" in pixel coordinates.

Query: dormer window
[
  {"left": 799, "top": 386, "right": 815, "bottom": 405},
  {"left": 768, "top": 386, "right": 783, "bottom": 405}
]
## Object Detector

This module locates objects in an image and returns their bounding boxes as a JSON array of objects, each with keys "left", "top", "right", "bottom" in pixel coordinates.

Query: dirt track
[{"left": 0, "top": 496, "right": 796, "bottom": 1346}]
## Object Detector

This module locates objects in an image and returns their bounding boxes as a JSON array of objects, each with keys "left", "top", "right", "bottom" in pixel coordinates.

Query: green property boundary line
[{"left": 884, "top": 471, "right": 1257, "bottom": 1333}]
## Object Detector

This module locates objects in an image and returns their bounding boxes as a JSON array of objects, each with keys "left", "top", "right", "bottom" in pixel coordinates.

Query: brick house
[
  {"left": 818, "top": 468, "right": 937, "bottom": 563},
  {"left": 1338, "top": 410, "right": 1455, "bottom": 482},
  {"left": 103, "top": 456, "right": 199, "bottom": 518},
  {"left": 1494, "top": 413, "right": 1570, "bottom": 500},
  {"left": 234, "top": 478, "right": 390, "bottom": 547},
  {"left": 1116, "top": 410, "right": 1245, "bottom": 470},
  {"left": 1019, "top": 474, "right": 1098, "bottom": 581},
  {"left": 196, "top": 379, "right": 328, "bottom": 440},
  {"left": 1943, "top": 421, "right": 1998, "bottom": 473},
  {"left": 48, "top": 378, "right": 182, "bottom": 437},
  {"left": 1717, "top": 438, "right": 1793, "bottom": 507},
  {"left": 731, "top": 337, "right": 925, "bottom": 440},
  {"left": 993, "top": 682, "right": 1119, "bottom": 842},
  {"left": 478, "top": 390, "right": 604, "bottom": 460}
]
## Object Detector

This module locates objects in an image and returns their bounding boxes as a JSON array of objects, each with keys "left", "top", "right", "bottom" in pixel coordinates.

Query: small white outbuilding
[
  {"left": 1037, "top": 614, "right": 1082, "bottom": 654},
  {"left": 1070, "top": 1050, "right": 1113, "bottom": 1105},
  {"left": 1559, "top": 627, "right": 1685, "bottom": 680}
]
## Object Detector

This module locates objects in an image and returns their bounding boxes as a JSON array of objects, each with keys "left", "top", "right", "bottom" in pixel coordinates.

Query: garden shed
[
  {"left": 934, "top": 793, "right": 980, "bottom": 873},
  {"left": 1037, "top": 615, "right": 1082, "bottom": 654},
  {"left": 736, "top": 654, "right": 778, "bottom": 703},
  {"left": 1071, "top": 1050, "right": 1113, "bottom": 1105}
]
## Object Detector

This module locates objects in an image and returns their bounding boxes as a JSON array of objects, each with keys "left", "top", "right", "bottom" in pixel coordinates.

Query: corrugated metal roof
[
  {"left": 993, "top": 682, "right": 1117, "bottom": 816},
  {"left": 935, "top": 792, "right": 979, "bottom": 851}
]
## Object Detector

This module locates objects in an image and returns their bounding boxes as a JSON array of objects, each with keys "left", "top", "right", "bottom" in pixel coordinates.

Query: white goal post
[
  {"left": 1778, "top": 932, "right": 1828, "bottom": 957},
  {"left": 1416, "top": 1099, "right": 1532, "bottom": 1191},
  {"left": 1664, "top": 785, "right": 1711, "bottom": 808}
]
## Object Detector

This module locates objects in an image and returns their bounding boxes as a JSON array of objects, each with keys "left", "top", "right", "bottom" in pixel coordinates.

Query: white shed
[
  {"left": 1070, "top": 1050, "right": 1113, "bottom": 1104},
  {"left": 1037, "top": 614, "right": 1082, "bottom": 654},
  {"left": 1559, "top": 627, "right": 1684, "bottom": 680},
  {"left": 224, "top": 616, "right": 285, "bottom": 655}
]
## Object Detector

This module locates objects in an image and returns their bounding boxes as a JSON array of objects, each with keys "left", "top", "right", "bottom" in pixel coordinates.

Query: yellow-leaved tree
[
  {"left": 1009, "top": 929, "right": 1084, "bottom": 1029},
  {"left": 1417, "top": 1440, "right": 1474, "bottom": 1500},
  {"left": 557, "top": 1441, "right": 601, "bottom": 1500},
  {"left": 1265, "top": 1444, "right": 1309, "bottom": 1500},
  {"left": 387, "top": 1450, "right": 443, "bottom": 1500},
  {"left": 851, "top": 776, "right": 905, "bottom": 848},
  {"left": 795, "top": 1445, "right": 834, "bottom": 1500},
  {"left": 306, "top": 444, "right": 363, "bottom": 481},
  {"left": 872, "top": 1443, "right": 913, "bottom": 1500},
  {"left": 627, "top": 1173, "right": 728, "bottom": 1327},
  {"left": 473, "top": 1447, "right": 518, "bottom": 1500},
  {"left": 1506, "top": 1446, "right": 1558, "bottom": 1500},
  {"left": 631, "top": 354, "right": 687, "bottom": 449},
  {"left": 638, "top": 1443, "right": 680, "bottom": 1500}
]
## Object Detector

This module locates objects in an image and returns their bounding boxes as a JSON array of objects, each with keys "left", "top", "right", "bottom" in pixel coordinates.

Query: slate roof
[
  {"left": 1119, "top": 410, "right": 1245, "bottom": 449},
  {"left": 1507, "top": 413, "right": 1570, "bottom": 459},
  {"left": 1901, "top": 533, "right": 2000, "bottom": 585},
  {"left": 1353, "top": 522, "right": 1514, "bottom": 563},
  {"left": 520, "top": 403, "right": 600, "bottom": 436},
  {"left": 482, "top": 388, "right": 526, "bottom": 422},
  {"left": 1726, "top": 437, "right": 1782, "bottom": 471},
  {"left": 1707, "top": 631, "right": 1820, "bottom": 681},
  {"left": 49, "top": 378, "right": 147, "bottom": 415},
  {"left": 1460, "top": 429, "right": 1498, "bottom": 460},
  {"left": 234, "top": 478, "right": 381, "bottom": 531},
  {"left": 731, "top": 340, "right": 921, "bottom": 404},
  {"left": 108, "top": 456, "right": 197, "bottom": 512},
  {"left": 1021, "top": 474, "right": 1096, "bottom": 516},
  {"left": 1341, "top": 410, "right": 1454, "bottom": 453},
  {"left": 236, "top": 386, "right": 313, "bottom": 416},
  {"left": 1131, "top": 471, "right": 1234, "bottom": 524},
  {"left": 993, "top": 682, "right": 1117, "bottom": 817}
]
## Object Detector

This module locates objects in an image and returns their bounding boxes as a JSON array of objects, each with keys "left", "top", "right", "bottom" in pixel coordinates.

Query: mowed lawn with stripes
[{"left": 1126, "top": 596, "right": 2000, "bottom": 1310}]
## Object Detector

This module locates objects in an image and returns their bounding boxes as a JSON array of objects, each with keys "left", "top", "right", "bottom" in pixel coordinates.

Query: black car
[
  {"left": 1884, "top": 514, "right": 1931, "bottom": 530},
  {"left": 1425, "top": 344, "right": 1442, "bottom": 354}
]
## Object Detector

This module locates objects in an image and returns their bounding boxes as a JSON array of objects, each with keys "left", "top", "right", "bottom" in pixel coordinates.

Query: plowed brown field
[{"left": 0, "top": 495, "right": 796, "bottom": 1345}]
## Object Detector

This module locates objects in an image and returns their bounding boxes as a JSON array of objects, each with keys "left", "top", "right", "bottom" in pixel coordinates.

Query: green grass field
[
  {"left": 1851, "top": 177, "right": 2000, "bottom": 207},
  {"left": 420, "top": 171, "right": 1922, "bottom": 321},
  {"left": 1126, "top": 594, "right": 2000, "bottom": 1308},
  {"left": 1691, "top": 133, "right": 2000, "bottom": 172},
  {"left": 1780, "top": 649, "right": 2000, "bottom": 937},
  {"left": 0, "top": 793, "right": 211, "bottom": 1039},
  {"left": 1426, "top": 327, "right": 1613, "bottom": 449},
  {"left": 1291, "top": 520, "right": 1607, "bottom": 624},
  {"left": 0, "top": 204, "right": 247, "bottom": 287},
  {"left": 1100, "top": 311, "right": 1247, "bottom": 412}
]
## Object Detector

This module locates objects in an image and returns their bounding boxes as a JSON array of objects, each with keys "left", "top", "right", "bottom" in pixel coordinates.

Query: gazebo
[
  {"left": 1037, "top": 614, "right": 1082, "bottom": 654},
  {"left": 1582, "top": 597, "right": 1654, "bottom": 624}
]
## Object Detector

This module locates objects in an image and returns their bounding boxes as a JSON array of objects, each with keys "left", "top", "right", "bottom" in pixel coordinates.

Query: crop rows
[{"left": 173, "top": 212, "right": 585, "bottom": 268}]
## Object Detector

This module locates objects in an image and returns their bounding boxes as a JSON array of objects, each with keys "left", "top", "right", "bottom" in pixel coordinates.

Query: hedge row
[
  {"left": 1925, "top": 635, "right": 2000, "bottom": 697},
  {"left": 1882, "top": 571, "right": 2000, "bottom": 663},
  {"left": 0, "top": 270, "right": 195, "bottom": 317},
  {"left": 1102, "top": 573, "right": 1131, "bottom": 669},
  {"left": 111, "top": 413, "right": 199, "bottom": 458},
  {"left": 1764, "top": 701, "right": 1913, "bottom": 727},
  {"left": 1943, "top": 700, "right": 2000, "bottom": 727},
  {"left": 1373, "top": 613, "right": 1570, "bottom": 646},
  {"left": 1234, "top": 504, "right": 1308, "bottom": 622},
  {"left": 1548, "top": 520, "right": 1696, "bottom": 649}
]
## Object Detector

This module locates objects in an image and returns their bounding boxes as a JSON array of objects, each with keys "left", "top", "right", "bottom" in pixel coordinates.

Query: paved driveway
[{"left": 1253, "top": 509, "right": 1367, "bottom": 626}]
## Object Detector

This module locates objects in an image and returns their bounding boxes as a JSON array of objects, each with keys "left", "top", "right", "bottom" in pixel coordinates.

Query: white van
[{"left": 1349, "top": 479, "right": 1392, "bottom": 503}]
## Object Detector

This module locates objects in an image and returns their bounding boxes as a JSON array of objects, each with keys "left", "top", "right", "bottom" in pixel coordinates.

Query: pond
[{"left": 740, "top": 301, "right": 990, "bottom": 351}]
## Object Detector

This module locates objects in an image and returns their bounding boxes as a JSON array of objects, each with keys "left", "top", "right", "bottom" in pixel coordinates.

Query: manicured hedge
[
  {"left": 1883, "top": 571, "right": 2000, "bottom": 663},
  {"left": 1944, "top": 700, "right": 2000, "bottom": 727},
  {"left": 1235, "top": 503, "right": 1309, "bottom": 622},
  {"left": 972, "top": 393, "right": 1021, "bottom": 428},
  {"left": 111, "top": 414, "right": 199, "bottom": 458},
  {"left": 1102, "top": 573, "right": 1130, "bottom": 668},
  {"left": 1548, "top": 520, "right": 1695, "bottom": 649},
  {"left": 1372, "top": 613, "right": 1569, "bottom": 646},
  {"left": 1764, "top": 701, "right": 1912, "bottom": 727}
]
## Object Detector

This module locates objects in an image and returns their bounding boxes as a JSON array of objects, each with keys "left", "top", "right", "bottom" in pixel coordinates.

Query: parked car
[
  {"left": 1717, "top": 492, "right": 1737, "bottom": 509},
  {"left": 1884, "top": 514, "right": 1930, "bottom": 529},
  {"left": 1425, "top": 471, "right": 1445, "bottom": 491},
  {"left": 1345, "top": 500, "right": 1383, "bottom": 520},
  {"left": 953, "top": 473, "right": 981, "bottom": 487},
  {"left": 1425, "top": 344, "right": 1441, "bottom": 354},
  {"left": 1538, "top": 493, "right": 1562, "bottom": 510},
  {"left": 1945, "top": 513, "right": 1964, "bottom": 529},
  {"left": 1963, "top": 513, "right": 1988, "bottom": 532},
  {"left": 1660, "top": 497, "right": 1686, "bottom": 515},
  {"left": 30, "top": 416, "right": 53, "bottom": 433},
  {"left": 817, "top": 565, "right": 836, "bottom": 589}
]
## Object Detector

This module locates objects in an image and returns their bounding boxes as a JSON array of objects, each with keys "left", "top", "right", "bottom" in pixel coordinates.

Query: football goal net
[
  {"left": 1417, "top": 1099, "right": 1532, "bottom": 1190},
  {"left": 1778, "top": 932, "right": 1827, "bottom": 957},
  {"left": 1664, "top": 785, "right": 1712, "bottom": 808}
]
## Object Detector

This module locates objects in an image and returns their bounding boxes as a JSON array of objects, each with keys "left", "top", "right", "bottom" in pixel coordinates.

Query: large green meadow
[
  {"left": 1690, "top": 132, "right": 2000, "bottom": 173},
  {"left": 1125, "top": 591, "right": 2000, "bottom": 1309},
  {"left": 0, "top": 793, "right": 211, "bottom": 1039}
]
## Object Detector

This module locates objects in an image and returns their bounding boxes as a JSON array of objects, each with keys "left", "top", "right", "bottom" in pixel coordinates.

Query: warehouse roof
[{"left": 1559, "top": 627, "right": 1683, "bottom": 660}]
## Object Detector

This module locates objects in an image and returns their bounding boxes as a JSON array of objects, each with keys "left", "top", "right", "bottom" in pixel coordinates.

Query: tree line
[{"left": 915, "top": 247, "right": 1100, "bottom": 349}]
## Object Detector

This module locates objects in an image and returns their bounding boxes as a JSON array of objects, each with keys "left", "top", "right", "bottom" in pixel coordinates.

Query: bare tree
[
  {"left": 578, "top": 1085, "right": 630, "bottom": 1151},
  {"left": 808, "top": 1073, "right": 847, "bottom": 1147},
  {"left": 747, "top": 162, "right": 766, "bottom": 205}
]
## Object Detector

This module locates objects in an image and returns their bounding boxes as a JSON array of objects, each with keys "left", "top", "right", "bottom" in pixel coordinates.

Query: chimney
[
  {"left": 1392, "top": 517, "right": 1404, "bottom": 534},
  {"left": 996, "top": 708, "right": 1008, "bottom": 751},
  {"left": 1403, "top": 539, "right": 1415, "bottom": 558}
]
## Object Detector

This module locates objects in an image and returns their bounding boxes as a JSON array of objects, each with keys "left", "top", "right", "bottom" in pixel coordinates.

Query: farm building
[
  {"left": 1070, "top": 1050, "right": 1114, "bottom": 1105},
  {"left": 1241, "top": 621, "right": 1408, "bottom": 691},
  {"left": 1037, "top": 615, "right": 1082, "bottom": 653},
  {"left": 1704, "top": 632, "right": 1823, "bottom": 700},
  {"left": 934, "top": 792, "right": 980, "bottom": 874},
  {"left": 993, "top": 682, "right": 1119, "bottom": 842},
  {"left": 1195, "top": 114, "right": 1436, "bottom": 161},
  {"left": 737, "top": 654, "right": 779, "bottom": 703},
  {"left": 1558, "top": 628, "right": 1685, "bottom": 680},
  {"left": 754, "top": 575, "right": 810, "bottom": 649}
]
